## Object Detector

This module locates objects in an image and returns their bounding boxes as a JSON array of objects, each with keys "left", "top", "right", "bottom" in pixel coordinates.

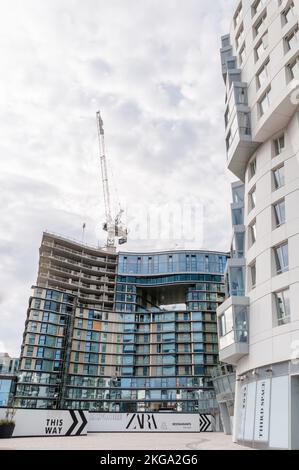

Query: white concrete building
[{"left": 218, "top": 0, "right": 299, "bottom": 449}]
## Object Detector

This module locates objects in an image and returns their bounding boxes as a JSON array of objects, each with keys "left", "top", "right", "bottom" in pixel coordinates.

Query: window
[
  {"left": 63, "top": 294, "right": 74, "bottom": 304},
  {"left": 232, "top": 231, "right": 245, "bottom": 258},
  {"left": 35, "top": 360, "right": 42, "bottom": 371},
  {"left": 163, "top": 322, "right": 175, "bottom": 332},
  {"left": 239, "top": 44, "right": 246, "bottom": 65},
  {"left": 163, "top": 366, "right": 175, "bottom": 376},
  {"left": 255, "top": 32, "right": 268, "bottom": 61},
  {"left": 26, "top": 346, "right": 34, "bottom": 357},
  {"left": 259, "top": 88, "right": 271, "bottom": 116},
  {"left": 93, "top": 312, "right": 102, "bottom": 321},
  {"left": 219, "top": 307, "right": 235, "bottom": 349},
  {"left": 163, "top": 355, "right": 175, "bottom": 365},
  {"left": 234, "top": 3, "right": 242, "bottom": 28},
  {"left": 250, "top": 262, "right": 257, "bottom": 289},
  {"left": 282, "top": 2, "right": 295, "bottom": 25},
  {"left": 273, "top": 165, "right": 285, "bottom": 190},
  {"left": 274, "top": 289, "right": 291, "bottom": 326},
  {"left": 249, "top": 220, "right": 257, "bottom": 246},
  {"left": 24, "top": 359, "right": 31, "bottom": 370},
  {"left": 37, "top": 347, "right": 45, "bottom": 358},
  {"left": 254, "top": 11, "right": 267, "bottom": 37},
  {"left": 249, "top": 158, "right": 257, "bottom": 180},
  {"left": 256, "top": 59, "right": 269, "bottom": 89},
  {"left": 219, "top": 307, "right": 233, "bottom": 337},
  {"left": 226, "top": 57, "right": 237, "bottom": 72},
  {"left": 285, "top": 25, "right": 299, "bottom": 51},
  {"left": 194, "top": 354, "right": 204, "bottom": 365},
  {"left": 229, "top": 266, "right": 245, "bottom": 296},
  {"left": 30, "top": 322, "right": 38, "bottom": 332},
  {"left": 252, "top": 0, "right": 266, "bottom": 17},
  {"left": 236, "top": 24, "right": 245, "bottom": 49},
  {"left": 28, "top": 334, "right": 36, "bottom": 345},
  {"left": 192, "top": 322, "right": 203, "bottom": 332},
  {"left": 234, "top": 306, "right": 248, "bottom": 343},
  {"left": 221, "top": 35, "right": 230, "bottom": 48},
  {"left": 240, "top": 112, "right": 251, "bottom": 136},
  {"left": 235, "top": 85, "right": 247, "bottom": 105},
  {"left": 224, "top": 107, "right": 230, "bottom": 127},
  {"left": 274, "top": 242, "right": 289, "bottom": 274},
  {"left": 289, "top": 56, "right": 299, "bottom": 80},
  {"left": 226, "top": 130, "right": 232, "bottom": 150},
  {"left": 43, "top": 311, "right": 51, "bottom": 322},
  {"left": 273, "top": 199, "right": 286, "bottom": 227},
  {"left": 46, "top": 290, "right": 61, "bottom": 301},
  {"left": 232, "top": 184, "right": 244, "bottom": 204},
  {"left": 248, "top": 186, "right": 256, "bottom": 212},
  {"left": 274, "top": 134, "right": 285, "bottom": 156},
  {"left": 226, "top": 114, "right": 238, "bottom": 150}
]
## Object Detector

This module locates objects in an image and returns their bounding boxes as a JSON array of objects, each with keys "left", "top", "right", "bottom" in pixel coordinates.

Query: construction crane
[{"left": 96, "top": 111, "right": 128, "bottom": 249}]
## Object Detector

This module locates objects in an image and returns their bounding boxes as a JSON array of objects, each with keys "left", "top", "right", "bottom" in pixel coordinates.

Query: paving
[{"left": 0, "top": 432, "right": 252, "bottom": 450}]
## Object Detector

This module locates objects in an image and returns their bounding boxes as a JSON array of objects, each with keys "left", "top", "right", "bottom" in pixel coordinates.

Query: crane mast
[{"left": 96, "top": 111, "right": 128, "bottom": 248}]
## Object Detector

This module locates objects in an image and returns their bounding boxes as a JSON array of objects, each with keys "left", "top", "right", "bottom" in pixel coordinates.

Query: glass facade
[
  {"left": 0, "top": 379, "right": 13, "bottom": 406},
  {"left": 15, "top": 234, "right": 227, "bottom": 412},
  {"left": 0, "top": 354, "right": 19, "bottom": 407},
  {"left": 217, "top": 182, "right": 249, "bottom": 363}
]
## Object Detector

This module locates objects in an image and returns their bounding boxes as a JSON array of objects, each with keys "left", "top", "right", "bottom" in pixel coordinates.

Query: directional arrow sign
[
  {"left": 76, "top": 410, "right": 88, "bottom": 436},
  {"left": 199, "top": 414, "right": 213, "bottom": 432},
  {"left": 66, "top": 410, "right": 88, "bottom": 436},
  {"left": 66, "top": 410, "right": 79, "bottom": 436}
]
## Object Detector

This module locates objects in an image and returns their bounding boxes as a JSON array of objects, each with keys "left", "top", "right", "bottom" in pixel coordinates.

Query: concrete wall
[{"left": 238, "top": 110, "right": 299, "bottom": 375}]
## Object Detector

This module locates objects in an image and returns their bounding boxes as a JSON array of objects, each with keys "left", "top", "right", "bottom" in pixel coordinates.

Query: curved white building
[{"left": 218, "top": 0, "right": 299, "bottom": 449}]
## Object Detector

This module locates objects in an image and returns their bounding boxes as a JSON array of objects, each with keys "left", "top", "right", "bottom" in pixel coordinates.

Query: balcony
[
  {"left": 41, "top": 253, "right": 115, "bottom": 276},
  {"left": 42, "top": 234, "right": 117, "bottom": 264},
  {"left": 224, "top": 81, "right": 259, "bottom": 181},
  {"left": 227, "top": 132, "right": 259, "bottom": 182},
  {"left": 224, "top": 256, "right": 245, "bottom": 299},
  {"left": 217, "top": 296, "right": 249, "bottom": 365},
  {"left": 220, "top": 41, "right": 234, "bottom": 80}
]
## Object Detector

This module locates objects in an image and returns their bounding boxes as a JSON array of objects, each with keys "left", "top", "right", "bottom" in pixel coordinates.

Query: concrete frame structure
[
  {"left": 15, "top": 232, "right": 228, "bottom": 414},
  {"left": 219, "top": 0, "right": 299, "bottom": 449}
]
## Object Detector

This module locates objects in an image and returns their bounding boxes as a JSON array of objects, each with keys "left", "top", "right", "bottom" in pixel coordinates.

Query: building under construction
[
  {"left": 14, "top": 112, "right": 228, "bottom": 412},
  {"left": 15, "top": 231, "right": 228, "bottom": 412}
]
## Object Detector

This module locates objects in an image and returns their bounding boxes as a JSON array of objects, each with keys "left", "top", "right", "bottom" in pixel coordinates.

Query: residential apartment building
[
  {"left": 15, "top": 231, "right": 228, "bottom": 413},
  {"left": 219, "top": 0, "right": 299, "bottom": 449}
]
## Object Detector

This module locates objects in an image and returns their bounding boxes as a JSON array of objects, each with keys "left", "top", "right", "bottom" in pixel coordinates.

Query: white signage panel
[
  {"left": 0, "top": 409, "right": 88, "bottom": 437},
  {"left": 244, "top": 382, "right": 256, "bottom": 441},
  {"left": 269, "top": 376, "right": 289, "bottom": 449},
  {"left": 254, "top": 379, "right": 271, "bottom": 443},
  {"left": 236, "top": 384, "right": 247, "bottom": 440},
  {"left": 88, "top": 412, "right": 214, "bottom": 433}
]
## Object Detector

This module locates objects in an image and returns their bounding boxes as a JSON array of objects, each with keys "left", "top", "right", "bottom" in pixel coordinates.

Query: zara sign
[{"left": 88, "top": 412, "right": 214, "bottom": 433}]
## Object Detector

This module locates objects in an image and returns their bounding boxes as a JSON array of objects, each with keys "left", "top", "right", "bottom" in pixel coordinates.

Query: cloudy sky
[{"left": 0, "top": 0, "right": 236, "bottom": 356}]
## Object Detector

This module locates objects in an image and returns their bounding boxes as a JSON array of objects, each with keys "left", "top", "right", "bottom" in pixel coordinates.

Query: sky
[{"left": 0, "top": 0, "right": 236, "bottom": 356}]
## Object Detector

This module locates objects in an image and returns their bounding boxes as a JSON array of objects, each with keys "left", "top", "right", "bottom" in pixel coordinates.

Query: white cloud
[{"left": 0, "top": 0, "right": 236, "bottom": 355}]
